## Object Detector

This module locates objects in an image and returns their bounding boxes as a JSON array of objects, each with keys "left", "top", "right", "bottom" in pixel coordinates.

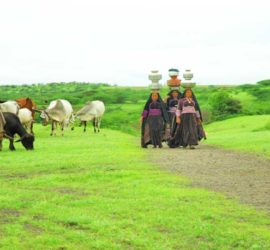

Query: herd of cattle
[{"left": 0, "top": 98, "right": 105, "bottom": 151}]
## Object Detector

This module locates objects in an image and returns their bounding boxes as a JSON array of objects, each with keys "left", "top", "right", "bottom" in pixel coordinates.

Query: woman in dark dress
[
  {"left": 166, "top": 89, "right": 182, "bottom": 137},
  {"left": 140, "top": 92, "right": 169, "bottom": 148},
  {"left": 168, "top": 88, "right": 205, "bottom": 149}
]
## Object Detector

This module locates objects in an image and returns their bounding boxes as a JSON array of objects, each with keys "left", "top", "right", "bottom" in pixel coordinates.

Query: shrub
[
  {"left": 257, "top": 79, "right": 270, "bottom": 86},
  {"left": 201, "top": 110, "right": 213, "bottom": 124},
  {"left": 209, "top": 91, "right": 242, "bottom": 119}
]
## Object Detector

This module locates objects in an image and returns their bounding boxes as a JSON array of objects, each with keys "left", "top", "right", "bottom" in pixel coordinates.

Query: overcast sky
[{"left": 0, "top": 0, "right": 269, "bottom": 86}]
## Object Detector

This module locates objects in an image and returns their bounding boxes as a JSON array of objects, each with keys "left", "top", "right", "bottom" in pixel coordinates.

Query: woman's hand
[
  {"left": 140, "top": 116, "right": 143, "bottom": 124},
  {"left": 176, "top": 117, "right": 181, "bottom": 124},
  {"left": 163, "top": 96, "right": 169, "bottom": 103},
  {"left": 197, "top": 118, "right": 202, "bottom": 125}
]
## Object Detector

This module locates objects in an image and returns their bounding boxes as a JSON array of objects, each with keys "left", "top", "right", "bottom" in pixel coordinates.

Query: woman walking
[
  {"left": 169, "top": 88, "right": 204, "bottom": 149},
  {"left": 141, "top": 92, "right": 169, "bottom": 148}
]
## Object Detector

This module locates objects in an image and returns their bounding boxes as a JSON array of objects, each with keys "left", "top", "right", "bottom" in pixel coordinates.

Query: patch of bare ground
[
  {"left": 0, "top": 208, "right": 21, "bottom": 224},
  {"left": 149, "top": 145, "right": 270, "bottom": 212}
]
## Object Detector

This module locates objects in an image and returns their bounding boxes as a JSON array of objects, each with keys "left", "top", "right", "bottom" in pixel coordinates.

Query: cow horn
[
  {"left": 32, "top": 108, "right": 42, "bottom": 113},
  {"left": 15, "top": 134, "right": 29, "bottom": 142},
  {"left": 4, "top": 134, "right": 14, "bottom": 140},
  {"left": 15, "top": 134, "right": 27, "bottom": 142}
]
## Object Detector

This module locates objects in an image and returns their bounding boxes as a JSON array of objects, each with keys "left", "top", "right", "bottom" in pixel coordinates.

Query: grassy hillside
[
  {"left": 0, "top": 126, "right": 269, "bottom": 249},
  {"left": 1, "top": 81, "right": 270, "bottom": 135},
  {"left": 205, "top": 115, "right": 270, "bottom": 157}
]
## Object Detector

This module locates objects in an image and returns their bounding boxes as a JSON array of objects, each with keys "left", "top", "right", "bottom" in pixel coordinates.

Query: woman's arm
[{"left": 176, "top": 99, "right": 183, "bottom": 124}]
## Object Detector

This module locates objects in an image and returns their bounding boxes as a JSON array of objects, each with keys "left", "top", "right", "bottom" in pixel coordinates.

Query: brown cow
[
  {"left": 16, "top": 98, "right": 37, "bottom": 134},
  {"left": 16, "top": 98, "right": 37, "bottom": 119}
]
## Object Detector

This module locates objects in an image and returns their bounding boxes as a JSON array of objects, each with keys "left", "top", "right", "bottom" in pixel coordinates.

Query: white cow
[
  {"left": 38, "top": 99, "right": 74, "bottom": 136},
  {"left": 0, "top": 101, "right": 20, "bottom": 115},
  {"left": 76, "top": 100, "right": 105, "bottom": 132},
  {"left": 18, "top": 108, "right": 34, "bottom": 134}
]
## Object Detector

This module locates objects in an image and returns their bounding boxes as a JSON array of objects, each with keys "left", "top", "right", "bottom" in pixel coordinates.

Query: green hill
[
  {"left": 205, "top": 115, "right": 270, "bottom": 157},
  {"left": 1, "top": 81, "right": 270, "bottom": 134}
]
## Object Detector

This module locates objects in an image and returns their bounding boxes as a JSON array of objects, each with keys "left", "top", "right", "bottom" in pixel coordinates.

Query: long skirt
[
  {"left": 168, "top": 112, "right": 177, "bottom": 137},
  {"left": 197, "top": 124, "right": 207, "bottom": 141},
  {"left": 141, "top": 115, "right": 168, "bottom": 147},
  {"left": 168, "top": 113, "right": 198, "bottom": 147}
]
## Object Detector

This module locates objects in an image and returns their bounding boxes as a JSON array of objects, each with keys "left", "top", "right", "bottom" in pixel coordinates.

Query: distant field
[
  {"left": 0, "top": 126, "right": 269, "bottom": 249},
  {"left": 204, "top": 115, "right": 270, "bottom": 157},
  {"left": 0, "top": 81, "right": 270, "bottom": 134}
]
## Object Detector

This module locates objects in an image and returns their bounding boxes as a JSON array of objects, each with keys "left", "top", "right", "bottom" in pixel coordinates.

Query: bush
[
  {"left": 209, "top": 91, "right": 242, "bottom": 119},
  {"left": 251, "top": 88, "right": 270, "bottom": 101},
  {"left": 257, "top": 79, "right": 270, "bottom": 86}
]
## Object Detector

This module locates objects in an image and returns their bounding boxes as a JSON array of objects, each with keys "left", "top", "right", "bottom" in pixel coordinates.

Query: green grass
[
  {"left": 205, "top": 115, "right": 270, "bottom": 157},
  {"left": 0, "top": 126, "right": 270, "bottom": 249}
]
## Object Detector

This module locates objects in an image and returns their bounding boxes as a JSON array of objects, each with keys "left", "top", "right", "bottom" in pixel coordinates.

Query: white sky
[{"left": 0, "top": 0, "right": 269, "bottom": 86}]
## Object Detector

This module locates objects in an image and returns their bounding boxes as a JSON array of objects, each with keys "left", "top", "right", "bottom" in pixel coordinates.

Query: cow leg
[
  {"left": 54, "top": 122, "right": 58, "bottom": 136},
  {"left": 97, "top": 117, "right": 101, "bottom": 133},
  {"left": 55, "top": 122, "right": 58, "bottom": 136},
  {"left": 0, "top": 132, "right": 3, "bottom": 151},
  {"left": 51, "top": 121, "right": 56, "bottom": 136},
  {"left": 93, "top": 118, "right": 96, "bottom": 133},
  {"left": 50, "top": 122, "right": 53, "bottom": 136},
  {"left": 30, "top": 121, "right": 34, "bottom": 135},
  {"left": 61, "top": 123, "right": 64, "bottom": 136},
  {"left": 9, "top": 139, "right": 15, "bottom": 151},
  {"left": 95, "top": 118, "right": 98, "bottom": 133},
  {"left": 24, "top": 122, "right": 31, "bottom": 134},
  {"left": 71, "top": 123, "right": 74, "bottom": 131},
  {"left": 83, "top": 121, "right": 87, "bottom": 132}
]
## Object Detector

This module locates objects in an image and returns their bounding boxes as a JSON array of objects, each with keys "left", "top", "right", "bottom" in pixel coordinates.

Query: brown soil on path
[{"left": 149, "top": 144, "right": 270, "bottom": 213}]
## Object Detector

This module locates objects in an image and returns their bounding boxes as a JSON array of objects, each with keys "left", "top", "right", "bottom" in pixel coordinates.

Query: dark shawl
[
  {"left": 182, "top": 89, "right": 203, "bottom": 121},
  {"left": 166, "top": 90, "right": 182, "bottom": 109},
  {"left": 142, "top": 93, "right": 169, "bottom": 122},
  {"left": 141, "top": 93, "right": 169, "bottom": 138}
]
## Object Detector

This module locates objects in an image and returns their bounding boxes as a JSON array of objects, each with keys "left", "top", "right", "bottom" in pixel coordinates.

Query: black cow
[{"left": 2, "top": 112, "right": 35, "bottom": 151}]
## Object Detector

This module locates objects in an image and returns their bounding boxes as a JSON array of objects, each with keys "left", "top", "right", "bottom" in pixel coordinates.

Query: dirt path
[{"left": 149, "top": 144, "right": 270, "bottom": 213}]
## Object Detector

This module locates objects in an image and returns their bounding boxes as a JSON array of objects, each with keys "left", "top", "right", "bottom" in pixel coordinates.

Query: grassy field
[
  {"left": 0, "top": 126, "right": 270, "bottom": 249},
  {"left": 204, "top": 115, "right": 270, "bottom": 157}
]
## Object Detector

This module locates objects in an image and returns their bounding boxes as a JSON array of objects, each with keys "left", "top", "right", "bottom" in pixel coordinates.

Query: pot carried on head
[
  {"left": 181, "top": 69, "right": 196, "bottom": 89},
  {"left": 167, "top": 68, "right": 181, "bottom": 90}
]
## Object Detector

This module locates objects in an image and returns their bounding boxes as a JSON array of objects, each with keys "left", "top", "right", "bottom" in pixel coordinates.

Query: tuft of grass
[
  {"left": 0, "top": 125, "right": 269, "bottom": 249},
  {"left": 252, "top": 122, "right": 270, "bottom": 132}
]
